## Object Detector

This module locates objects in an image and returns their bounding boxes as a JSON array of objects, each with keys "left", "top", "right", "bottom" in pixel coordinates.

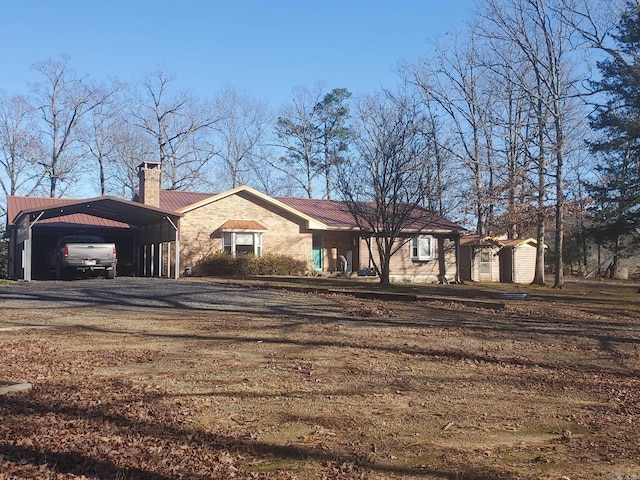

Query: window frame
[
  {"left": 222, "top": 231, "right": 263, "bottom": 256},
  {"left": 411, "top": 234, "right": 435, "bottom": 261}
]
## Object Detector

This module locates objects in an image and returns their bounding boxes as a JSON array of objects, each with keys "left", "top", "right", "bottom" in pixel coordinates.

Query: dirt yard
[{"left": 1, "top": 277, "right": 639, "bottom": 479}]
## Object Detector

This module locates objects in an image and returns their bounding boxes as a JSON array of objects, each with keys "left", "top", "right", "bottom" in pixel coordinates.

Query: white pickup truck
[{"left": 47, "top": 235, "right": 117, "bottom": 280}]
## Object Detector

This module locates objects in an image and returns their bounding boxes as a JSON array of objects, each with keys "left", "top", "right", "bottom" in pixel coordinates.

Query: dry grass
[{"left": 1, "top": 277, "right": 640, "bottom": 479}]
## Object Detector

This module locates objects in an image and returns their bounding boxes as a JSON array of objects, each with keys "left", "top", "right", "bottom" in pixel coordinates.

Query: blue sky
[{"left": 1, "top": 1, "right": 477, "bottom": 108}]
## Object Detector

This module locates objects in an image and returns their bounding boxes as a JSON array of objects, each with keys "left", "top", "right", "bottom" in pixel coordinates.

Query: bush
[{"left": 198, "top": 252, "right": 307, "bottom": 277}]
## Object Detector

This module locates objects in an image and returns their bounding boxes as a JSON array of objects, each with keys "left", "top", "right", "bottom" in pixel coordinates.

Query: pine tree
[{"left": 587, "top": 1, "right": 640, "bottom": 275}]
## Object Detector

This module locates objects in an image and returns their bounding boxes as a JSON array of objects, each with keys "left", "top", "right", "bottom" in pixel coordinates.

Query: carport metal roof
[
  {"left": 8, "top": 196, "right": 184, "bottom": 282},
  {"left": 11, "top": 196, "right": 182, "bottom": 227}
]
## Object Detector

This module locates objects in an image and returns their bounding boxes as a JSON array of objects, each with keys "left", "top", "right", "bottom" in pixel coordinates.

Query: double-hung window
[
  {"left": 411, "top": 235, "right": 435, "bottom": 261},
  {"left": 222, "top": 232, "right": 263, "bottom": 256}
]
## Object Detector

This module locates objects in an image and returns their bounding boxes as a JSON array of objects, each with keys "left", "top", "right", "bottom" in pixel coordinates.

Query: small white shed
[
  {"left": 498, "top": 238, "right": 539, "bottom": 284},
  {"left": 459, "top": 235, "right": 501, "bottom": 283},
  {"left": 460, "top": 235, "right": 542, "bottom": 284}
]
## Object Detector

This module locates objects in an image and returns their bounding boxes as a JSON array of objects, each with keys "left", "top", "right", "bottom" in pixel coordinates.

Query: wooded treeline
[{"left": 2, "top": 0, "right": 639, "bottom": 285}]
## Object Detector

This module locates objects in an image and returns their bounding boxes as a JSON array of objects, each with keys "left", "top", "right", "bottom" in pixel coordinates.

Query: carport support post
[
  {"left": 24, "top": 211, "right": 45, "bottom": 282},
  {"left": 153, "top": 242, "right": 161, "bottom": 277},
  {"left": 165, "top": 216, "right": 180, "bottom": 279},
  {"left": 23, "top": 237, "right": 31, "bottom": 282},
  {"left": 166, "top": 242, "right": 171, "bottom": 278}
]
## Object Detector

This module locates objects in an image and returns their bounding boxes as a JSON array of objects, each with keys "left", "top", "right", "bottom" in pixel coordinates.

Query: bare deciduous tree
[
  {"left": 212, "top": 86, "right": 270, "bottom": 189},
  {"left": 128, "top": 69, "right": 218, "bottom": 190},
  {"left": 411, "top": 33, "right": 497, "bottom": 236},
  {"left": 0, "top": 92, "right": 45, "bottom": 200},
  {"left": 31, "top": 56, "right": 114, "bottom": 197},
  {"left": 80, "top": 83, "right": 125, "bottom": 196},
  {"left": 109, "top": 123, "right": 156, "bottom": 199},
  {"left": 336, "top": 89, "right": 432, "bottom": 285},
  {"left": 481, "top": 0, "right": 587, "bottom": 287}
]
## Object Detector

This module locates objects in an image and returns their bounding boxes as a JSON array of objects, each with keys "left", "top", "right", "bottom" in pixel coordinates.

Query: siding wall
[{"left": 512, "top": 244, "right": 537, "bottom": 284}]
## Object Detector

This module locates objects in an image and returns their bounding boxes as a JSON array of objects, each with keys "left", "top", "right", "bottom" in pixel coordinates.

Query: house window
[
  {"left": 222, "top": 232, "right": 262, "bottom": 256},
  {"left": 411, "top": 235, "right": 435, "bottom": 261}
]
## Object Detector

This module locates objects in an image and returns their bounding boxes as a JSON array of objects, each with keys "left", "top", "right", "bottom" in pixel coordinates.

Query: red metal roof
[
  {"left": 276, "top": 196, "right": 464, "bottom": 232},
  {"left": 30, "top": 213, "right": 130, "bottom": 228},
  {"left": 158, "top": 189, "right": 463, "bottom": 232},
  {"left": 159, "top": 190, "right": 213, "bottom": 212},
  {"left": 8, "top": 189, "right": 463, "bottom": 234},
  {"left": 6, "top": 197, "right": 130, "bottom": 228},
  {"left": 7, "top": 196, "right": 76, "bottom": 226},
  {"left": 219, "top": 219, "right": 267, "bottom": 231},
  {"left": 275, "top": 197, "right": 357, "bottom": 228}
]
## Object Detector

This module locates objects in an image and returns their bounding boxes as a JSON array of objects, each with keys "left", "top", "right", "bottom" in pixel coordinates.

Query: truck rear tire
[{"left": 106, "top": 268, "right": 116, "bottom": 279}]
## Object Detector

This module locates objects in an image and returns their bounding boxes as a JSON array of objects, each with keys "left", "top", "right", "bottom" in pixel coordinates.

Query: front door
[{"left": 312, "top": 234, "right": 323, "bottom": 271}]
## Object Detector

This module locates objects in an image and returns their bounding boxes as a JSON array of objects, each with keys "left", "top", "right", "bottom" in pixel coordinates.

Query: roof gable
[
  {"left": 7, "top": 196, "right": 76, "bottom": 226},
  {"left": 176, "top": 186, "right": 329, "bottom": 230}
]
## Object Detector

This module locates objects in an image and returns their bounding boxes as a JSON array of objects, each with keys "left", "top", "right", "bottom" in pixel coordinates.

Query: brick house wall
[
  {"left": 179, "top": 190, "right": 314, "bottom": 272},
  {"left": 361, "top": 236, "right": 458, "bottom": 283}
]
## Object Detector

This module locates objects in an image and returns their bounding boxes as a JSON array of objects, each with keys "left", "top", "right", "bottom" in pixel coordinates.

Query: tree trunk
[
  {"left": 553, "top": 115, "right": 564, "bottom": 288},
  {"left": 378, "top": 255, "right": 391, "bottom": 285}
]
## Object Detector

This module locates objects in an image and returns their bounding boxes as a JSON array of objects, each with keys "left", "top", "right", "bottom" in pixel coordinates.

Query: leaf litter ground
[{"left": 1, "top": 277, "right": 639, "bottom": 479}]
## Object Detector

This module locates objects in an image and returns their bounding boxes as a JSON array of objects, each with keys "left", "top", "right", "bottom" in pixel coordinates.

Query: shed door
[
  {"left": 312, "top": 234, "right": 323, "bottom": 270},
  {"left": 479, "top": 251, "right": 492, "bottom": 281}
]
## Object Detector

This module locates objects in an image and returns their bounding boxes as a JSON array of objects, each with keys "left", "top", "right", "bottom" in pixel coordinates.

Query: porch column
[
  {"left": 454, "top": 235, "right": 461, "bottom": 284},
  {"left": 437, "top": 237, "right": 447, "bottom": 284}
]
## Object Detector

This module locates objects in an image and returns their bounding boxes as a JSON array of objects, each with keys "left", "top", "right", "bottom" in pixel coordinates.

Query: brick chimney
[{"left": 138, "top": 162, "right": 161, "bottom": 208}]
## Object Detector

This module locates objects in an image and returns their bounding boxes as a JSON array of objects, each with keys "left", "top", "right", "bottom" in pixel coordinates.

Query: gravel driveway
[{"left": 0, "top": 277, "right": 340, "bottom": 319}]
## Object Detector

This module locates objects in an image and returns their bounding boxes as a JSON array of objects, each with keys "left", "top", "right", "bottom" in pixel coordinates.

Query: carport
[{"left": 6, "top": 196, "right": 183, "bottom": 281}]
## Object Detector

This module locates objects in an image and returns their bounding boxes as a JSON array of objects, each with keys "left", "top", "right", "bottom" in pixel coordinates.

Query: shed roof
[{"left": 460, "top": 234, "right": 540, "bottom": 248}]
